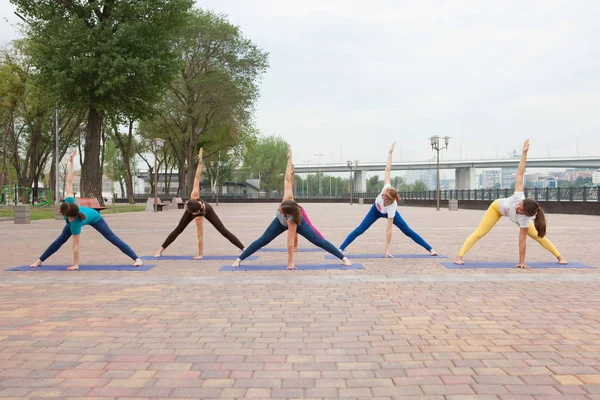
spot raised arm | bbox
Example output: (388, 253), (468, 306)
(283, 145), (294, 201)
(65, 150), (77, 198)
(514, 139), (529, 192)
(190, 147), (203, 199)
(384, 142), (396, 185)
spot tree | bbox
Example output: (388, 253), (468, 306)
(413, 180), (428, 192)
(147, 10), (268, 195)
(243, 135), (288, 196)
(12, 0), (194, 204)
(367, 175), (381, 192)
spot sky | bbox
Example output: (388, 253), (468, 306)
(2, 0), (599, 170)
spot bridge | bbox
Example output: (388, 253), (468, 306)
(293, 156), (600, 190)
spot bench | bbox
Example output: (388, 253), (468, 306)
(78, 198), (108, 211)
(148, 197), (169, 212)
(172, 197), (185, 209)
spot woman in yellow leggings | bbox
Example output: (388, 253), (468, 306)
(454, 139), (567, 269)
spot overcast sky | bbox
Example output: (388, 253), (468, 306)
(3, 0), (599, 168)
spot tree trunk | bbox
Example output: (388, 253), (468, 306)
(113, 119), (136, 204)
(119, 178), (125, 199)
(166, 163), (174, 195)
(186, 131), (194, 197)
(81, 105), (103, 204)
(177, 158), (186, 197)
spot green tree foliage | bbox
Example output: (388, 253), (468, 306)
(243, 135), (288, 196)
(412, 180), (428, 192)
(142, 9), (268, 195)
(12, 0), (194, 203)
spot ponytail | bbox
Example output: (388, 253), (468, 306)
(534, 207), (546, 238)
(523, 199), (546, 238)
(61, 202), (86, 221)
(387, 187), (400, 202)
(280, 200), (303, 225)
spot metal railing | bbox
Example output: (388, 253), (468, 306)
(400, 186), (600, 202)
(113, 186), (600, 203)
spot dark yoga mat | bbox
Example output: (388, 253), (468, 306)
(258, 248), (325, 253)
(8, 264), (158, 271)
(141, 255), (258, 261)
(325, 253), (448, 259)
(442, 261), (594, 269)
(220, 263), (365, 271)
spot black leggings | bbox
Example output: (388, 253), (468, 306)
(161, 202), (244, 250)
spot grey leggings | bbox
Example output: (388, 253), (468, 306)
(239, 217), (345, 261)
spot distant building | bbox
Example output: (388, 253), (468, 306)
(478, 169), (501, 189)
(593, 169), (600, 184)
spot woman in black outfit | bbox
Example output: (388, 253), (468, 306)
(154, 148), (244, 259)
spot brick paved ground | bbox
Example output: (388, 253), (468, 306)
(0, 202), (599, 399)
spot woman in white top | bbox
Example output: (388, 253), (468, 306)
(455, 139), (567, 268)
(339, 142), (438, 258)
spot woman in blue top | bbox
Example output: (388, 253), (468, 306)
(29, 150), (143, 271)
(231, 145), (352, 270)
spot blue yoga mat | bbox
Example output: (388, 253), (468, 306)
(8, 264), (157, 271)
(442, 261), (594, 269)
(220, 263), (365, 271)
(325, 253), (448, 259)
(258, 248), (325, 253)
(141, 255), (258, 261)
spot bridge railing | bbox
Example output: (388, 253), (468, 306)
(400, 186), (600, 202)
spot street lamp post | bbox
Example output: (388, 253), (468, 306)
(146, 139), (165, 212)
(314, 153), (324, 197)
(347, 160), (353, 205)
(429, 135), (450, 211)
(347, 160), (358, 205)
(303, 160), (310, 197)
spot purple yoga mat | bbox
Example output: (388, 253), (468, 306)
(8, 264), (157, 271)
(220, 263), (364, 271)
(141, 255), (258, 261)
(442, 261), (594, 269)
(325, 253), (447, 259)
(258, 248), (325, 253)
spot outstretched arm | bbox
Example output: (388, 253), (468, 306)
(384, 142), (396, 185)
(66, 150), (77, 198)
(190, 148), (203, 199)
(514, 139), (529, 192)
(283, 145), (294, 201)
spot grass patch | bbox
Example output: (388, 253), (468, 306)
(0, 204), (145, 220)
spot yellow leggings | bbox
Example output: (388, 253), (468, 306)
(458, 199), (561, 257)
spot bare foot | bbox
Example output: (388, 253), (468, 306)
(231, 258), (241, 268)
(430, 249), (438, 256)
(133, 258), (143, 267)
(515, 263), (531, 269)
(66, 265), (79, 271)
(193, 255), (203, 260)
(454, 256), (464, 265)
(29, 259), (42, 268)
(287, 262), (296, 270)
(153, 248), (164, 258)
(557, 255), (568, 265)
(342, 257), (352, 267)
(294, 247), (299, 252)
(384, 253), (394, 258)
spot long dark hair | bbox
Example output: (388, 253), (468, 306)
(60, 202), (86, 221)
(522, 198), (545, 238)
(186, 199), (204, 215)
(280, 200), (302, 225)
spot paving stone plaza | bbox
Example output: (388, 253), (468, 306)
(1, 203), (599, 399)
